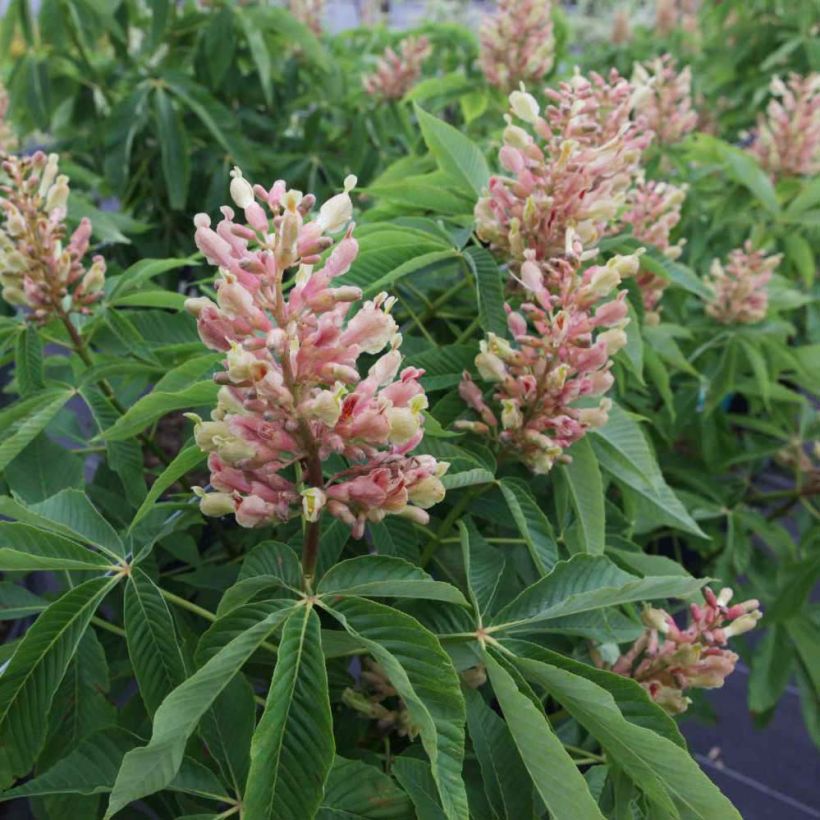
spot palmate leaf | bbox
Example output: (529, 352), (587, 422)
(484, 652), (604, 819)
(317, 555), (468, 605)
(590, 403), (705, 538)
(458, 518), (508, 619)
(0, 387), (74, 473)
(464, 245), (507, 337)
(0, 522), (115, 572)
(488, 554), (705, 635)
(124, 568), (187, 716)
(559, 437), (605, 555)
(506, 640), (740, 819)
(464, 687), (534, 819)
(320, 597), (469, 820)
(105, 603), (296, 818)
(318, 756), (413, 819)
(498, 478), (559, 574)
(0, 727), (232, 804)
(0, 576), (118, 789)
(391, 756), (447, 820)
(244, 606), (334, 819)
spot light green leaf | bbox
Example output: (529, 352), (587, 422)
(0, 522), (115, 572)
(318, 556), (468, 605)
(244, 607), (334, 819)
(441, 467), (495, 490)
(130, 444), (205, 530)
(361, 250), (462, 298)
(507, 640), (741, 818)
(489, 554), (705, 634)
(484, 652), (603, 819)
(457, 518), (506, 619)
(318, 756), (412, 819)
(108, 257), (197, 298)
(0, 577), (117, 789)
(154, 86), (190, 210)
(102, 381), (218, 441)
(105, 604), (295, 817)
(464, 687), (535, 819)
(321, 597), (468, 820)
(30, 489), (125, 559)
(590, 403), (706, 537)
(559, 438), (605, 555)
(124, 569), (187, 716)
(464, 245), (507, 337)
(15, 325), (44, 395)
(238, 12), (272, 106)
(498, 477), (559, 574)
(414, 105), (490, 197)
(0, 388), (74, 474)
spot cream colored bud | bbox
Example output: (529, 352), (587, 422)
(500, 399), (523, 430)
(184, 296), (215, 317)
(194, 489), (236, 517)
(229, 167), (255, 209)
(598, 328), (628, 354)
(45, 176), (70, 212)
(39, 154), (60, 197)
(387, 406), (422, 444)
(301, 487), (327, 522)
(723, 611), (762, 638)
(509, 89), (540, 123)
(641, 606), (670, 633)
(408, 475), (446, 509)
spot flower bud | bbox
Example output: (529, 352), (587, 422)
(408, 475), (446, 508)
(229, 167), (256, 209)
(301, 487), (327, 522)
(509, 89), (540, 123)
(196, 490), (236, 517)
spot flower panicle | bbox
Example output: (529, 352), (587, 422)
(479, 0), (555, 93)
(631, 53), (698, 146)
(289, 0), (324, 34)
(456, 252), (639, 474)
(705, 240), (780, 325)
(0, 151), (105, 321)
(475, 74), (650, 268)
(0, 83), (16, 153)
(610, 586), (762, 714)
(186, 168), (447, 538)
(362, 36), (432, 101)
(747, 72), (820, 178)
(617, 177), (687, 323)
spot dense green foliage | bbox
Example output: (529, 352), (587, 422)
(0, 1), (817, 818)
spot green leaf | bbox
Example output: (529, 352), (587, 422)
(105, 604), (295, 817)
(391, 756), (447, 820)
(320, 597), (468, 819)
(464, 245), (507, 337)
(507, 640), (741, 818)
(748, 625), (794, 715)
(154, 87), (191, 211)
(441, 467), (495, 490)
(489, 554), (705, 634)
(244, 607), (334, 819)
(414, 105), (490, 197)
(498, 477), (559, 574)
(15, 325), (44, 395)
(361, 250), (462, 298)
(464, 687), (535, 819)
(786, 616), (820, 693)
(559, 438), (605, 555)
(108, 257), (197, 298)
(318, 556), (468, 605)
(30, 489), (125, 559)
(458, 518), (507, 618)
(0, 388), (73, 474)
(0, 577), (117, 788)
(237, 12), (272, 105)
(0, 582), (46, 620)
(129, 444), (205, 530)
(124, 569), (187, 716)
(484, 652), (603, 819)
(5, 434), (83, 503)
(590, 403), (706, 537)
(101, 381), (218, 441)
(318, 756), (412, 819)
(0, 522), (115, 572)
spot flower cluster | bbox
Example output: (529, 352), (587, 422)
(0, 83), (16, 153)
(747, 73), (820, 178)
(654, 0), (699, 37)
(186, 170), (448, 538)
(289, 0), (324, 35)
(704, 241), (780, 325)
(610, 587), (761, 714)
(362, 36), (432, 101)
(632, 54), (698, 146)
(479, 0), (555, 92)
(0, 152), (105, 321)
(618, 178), (687, 322)
(457, 253), (637, 474)
(610, 8), (631, 45)
(475, 80), (650, 268)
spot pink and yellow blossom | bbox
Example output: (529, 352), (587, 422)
(186, 169), (448, 538)
(362, 36), (432, 101)
(632, 54), (698, 146)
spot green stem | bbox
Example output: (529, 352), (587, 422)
(160, 588), (216, 622)
(91, 615), (127, 637)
